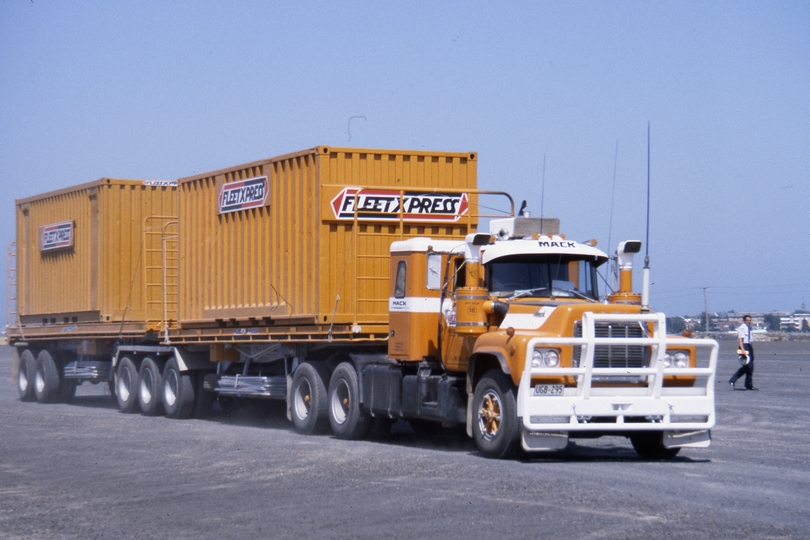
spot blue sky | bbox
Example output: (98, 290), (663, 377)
(1, 1), (808, 318)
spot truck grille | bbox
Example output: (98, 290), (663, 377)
(572, 321), (651, 369)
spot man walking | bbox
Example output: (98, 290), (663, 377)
(730, 314), (757, 390)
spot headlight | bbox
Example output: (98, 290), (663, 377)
(532, 349), (560, 368)
(663, 350), (689, 368)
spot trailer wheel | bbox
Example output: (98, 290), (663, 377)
(138, 357), (164, 416)
(18, 349), (37, 402)
(630, 432), (680, 460)
(472, 370), (520, 459)
(116, 356), (140, 413)
(290, 362), (329, 435)
(163, 357), (195, 419)
(328, 362), (370, 440)
(34, 349), (61, 403)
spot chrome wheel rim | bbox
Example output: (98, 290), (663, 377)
(330, 379), (350, 425)
(140, 369), (153, 404)
(117, 368), (131, 402)
(35, 364), (46, 394)
(478, 390), (502, 441)
(164, 370), (178, 407)
(18, 365), (29, 393)
(294, 379), (312, 420)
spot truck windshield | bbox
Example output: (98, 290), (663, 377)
(486, 255), (601, 300)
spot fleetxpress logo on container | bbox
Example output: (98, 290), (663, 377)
(218, 176), (268, 214)
(330, 187), (469, 222)
(39, 221), (74, 252)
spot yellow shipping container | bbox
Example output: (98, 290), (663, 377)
(13, 179), (178, 332)
(177, 146), (479, 337)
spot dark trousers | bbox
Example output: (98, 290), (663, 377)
(730, 343), (754, 389)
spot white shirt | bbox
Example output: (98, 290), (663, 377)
(737, 322), (752, 344)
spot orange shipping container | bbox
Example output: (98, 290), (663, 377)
(177, 147), (479, 337)
(13, 179), (178, 334)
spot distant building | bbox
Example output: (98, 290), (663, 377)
(780, 310), (810, 332)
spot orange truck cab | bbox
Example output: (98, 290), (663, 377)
(383, 216), (717, 459)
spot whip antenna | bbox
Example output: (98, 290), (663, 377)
(641, 123), (651, 312)
(539, 153), (546, 233)
(607, 140), (618, 293)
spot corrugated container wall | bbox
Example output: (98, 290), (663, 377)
(15, 179), (178, 327)
(177, 147), (478, 332)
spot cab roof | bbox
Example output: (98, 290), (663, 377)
(481, 236), (608, 265)
(390, 235), (608, 265)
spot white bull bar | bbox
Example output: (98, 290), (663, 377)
(517, 312), (717, 450)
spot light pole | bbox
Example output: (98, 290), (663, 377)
(701, 286), (709, 333)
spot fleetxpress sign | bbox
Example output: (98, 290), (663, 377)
(218, 176), (268, 214)
(330, 187), (469, 222)
(39, 221), (74, 252)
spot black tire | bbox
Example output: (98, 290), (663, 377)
(34, 349), (61, 403)
(17, 349), (37, 402)
(138, 356), (164, 416)
(328, 362), (371, 439)
(471, 370), (521, 459)
(116, 356), (140, 413)
(163, 357), (195, 419)
(290, 362), (330, 435)
(192, 372), (216, 419)
(630, 432), (681, 460)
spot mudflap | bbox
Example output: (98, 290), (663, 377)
(663, 429), (711, 449)
(521, 426), (569, 452)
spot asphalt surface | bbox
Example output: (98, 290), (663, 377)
(1, 341), (809, 539)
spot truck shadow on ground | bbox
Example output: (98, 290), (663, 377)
(67, 393), (119, 410)
(61, 393), (709, 463)
(517, 441), (711, 463)
(205, 405), (709, 462)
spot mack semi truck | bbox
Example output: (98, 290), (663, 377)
(9, 146), (717, 459)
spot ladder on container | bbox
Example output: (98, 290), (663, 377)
(7, 242), (17, 333)
(143, 217), (178, 342)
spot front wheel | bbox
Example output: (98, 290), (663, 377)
(18, 349), (37, 402)
(163, 357), (195, 419)
(328, 362), (370, 440)
(471, 370), (521, 459)
(630, 432), (681, 460)
(290, 362), (329, 435)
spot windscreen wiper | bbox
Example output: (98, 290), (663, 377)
(506, 287), (550, 300)
(552, 288), (596, 302)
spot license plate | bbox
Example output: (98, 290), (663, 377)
(534, 384), (564, 396)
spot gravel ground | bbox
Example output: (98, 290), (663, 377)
(1, 341), (808, 539)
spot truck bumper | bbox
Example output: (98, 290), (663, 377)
(517, 312), (718, 452)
